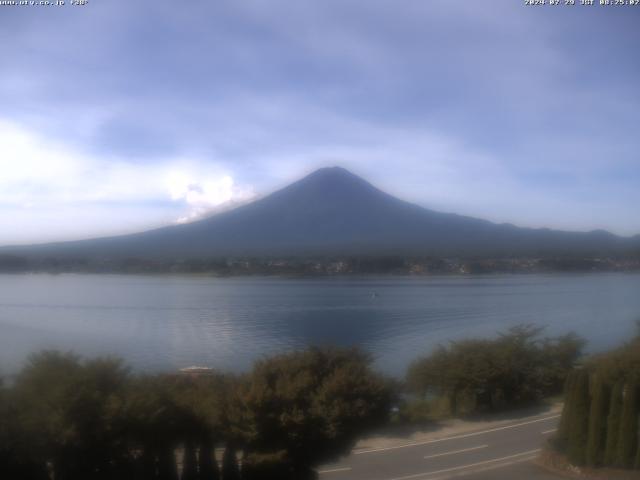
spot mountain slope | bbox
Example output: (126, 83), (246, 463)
(2, 167), (638, 258)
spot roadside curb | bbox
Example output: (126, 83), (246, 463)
(535, 448), (640, 480)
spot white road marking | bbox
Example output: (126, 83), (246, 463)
(355, 415), (560, 455)
(318, 466), (352, 474)
(541, 428), (557, 434)
(428, 453), (539, 480)
(423, 445), (488, 460)
(386, 449), (541, 480)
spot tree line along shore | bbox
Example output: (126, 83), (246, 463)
(1, 254), (640, 275)
(1, 324), (638, 479)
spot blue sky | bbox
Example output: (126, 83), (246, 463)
(1, 1), (639, 244)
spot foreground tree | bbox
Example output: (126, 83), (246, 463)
(616, 382), (639, 468)
(556, 328), (640, 471)
(604, 380), (625, 466)
(585, 373), (610, 467)
(165, 373), (228, 480)
(0, 374), (50, 480)
(10, 351), (131, 480)
(555, 371), (577, 450)
(407, 326), (584, 415)
(231, 347), (393, 479)
(566, 370), (589, 466)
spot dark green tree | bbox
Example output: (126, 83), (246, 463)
(585, 373), (610, 467)
(567, 369), (590, 466)
(604, 380), (625, 466)
(163, 374), (227, 480)
(183, 374), (230, 480)
(616, 382), (639, 468)
(539, 333), (586, 394)
(0, 376), (50, 480)
(556, 370), (577, 450)
(407, 326), (584, 416)
(123, 375), (185, 480)
(11, 351), (131, 480)
(233, 347), (392, 478)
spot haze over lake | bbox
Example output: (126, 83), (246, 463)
(1, 273), (639, 377)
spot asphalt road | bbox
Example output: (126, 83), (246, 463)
(318, 413), (562, 480)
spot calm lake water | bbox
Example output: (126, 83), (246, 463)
(1, 273), (639, 377)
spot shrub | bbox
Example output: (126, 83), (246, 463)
(241, 451), (293, 480)
(231, 347), (393, 477)
(407, 325), (584, 416)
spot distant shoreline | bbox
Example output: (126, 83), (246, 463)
(1, 255), (639, 276)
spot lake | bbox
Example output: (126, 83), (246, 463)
(1, 273), (639, 377)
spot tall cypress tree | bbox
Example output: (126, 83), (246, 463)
(604, 380), (624, 466)
(557, 370), (577, 451)
(567, 370), (590, 466)
(586, 374), (610, 467)
(616, 382), (639, 468)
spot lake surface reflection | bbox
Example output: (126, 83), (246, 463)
(1, 273), (639, 376)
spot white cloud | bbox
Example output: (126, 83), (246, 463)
(0, 119), (254, 244)
(167, 172), (255, 224)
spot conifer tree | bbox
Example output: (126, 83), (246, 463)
(567, 370), (590, 465)
(616, 382), (639, 468)
(556, 370), (577, 450)
(604, 380), (624, 466)
(586, 374), (609, 467)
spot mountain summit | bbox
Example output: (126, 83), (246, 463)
(3, 167), (637, 259)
